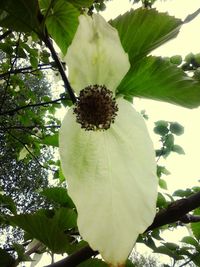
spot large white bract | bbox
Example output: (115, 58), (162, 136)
(59, 13), (157, 267)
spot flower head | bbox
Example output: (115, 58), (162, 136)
(59, 13), (157, 266)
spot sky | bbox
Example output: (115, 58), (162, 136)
(28, 1), (200, 265)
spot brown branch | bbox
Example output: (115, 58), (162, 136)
(44, 246), (97, 267)
(146, 191), (200, 231)
(45, 191), (200, 267)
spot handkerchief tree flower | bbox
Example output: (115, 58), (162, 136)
(59, 14), (158, 266)
(3, 1), (200, 266)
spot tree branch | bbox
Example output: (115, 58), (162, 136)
(0, 63), (52, 79)
(0, 125), (60, 131)
(0, 97), (64, 116)
(44, 246), (97, 267)
(0, 30), (12, 41)
(146, 191), (200, 231)
(44, 191), (200, 267)
(43, 33), (77, 104)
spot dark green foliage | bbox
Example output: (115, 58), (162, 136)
(154, 120), (185, 159)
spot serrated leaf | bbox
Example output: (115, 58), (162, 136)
(110, 8), (182, 63)
(117, 56), (200, 108)
(39, 0), (79, 54)
(0, 0), (40, 33)
(172, 144), (185, 155)
(10, 208), (77, 253)
(41, 187), (75, 208)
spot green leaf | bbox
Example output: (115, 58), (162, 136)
(13, 243), (32, 262)
(164, 242), (179, 250)
(170, 55), (182, 65)
(67, 0), (93, 8)
(156, 192), (167, 209)
(41, 187), (75, 208)
(0, 248), (15, 267)
(191, 208), (200, 241)
(110, 8), (182, 63)
(155, 120), (169, 128)
(0, 194), (17, 215)
(117, 56), (200, 108)
(165, 134), (174, 149)
(41, 133), (58, 147)
(159, 178), (168, 190)
(181, 236), (199, 248)
(78, 258), (108, 267)
(0, 43), (13, 55)
(157, 166), (171, 178)
(125, 259), (136, 267)
(39, 0), (79, 54)
(172, 144), (185, 155)
(155, 245), (183, 260)
(10, 208), (77, 253)
(173, 189), (192, 198)
(0, 0), (40, 33)
(170, 122), (184, 135)
(192, 253), (200, 266)
(154, 125), (169, 136)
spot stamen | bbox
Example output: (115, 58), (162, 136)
(74, 85), (118, 131)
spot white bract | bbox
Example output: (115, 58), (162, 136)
(59, 14), (157, 267)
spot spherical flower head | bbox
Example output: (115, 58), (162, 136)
(59, 13), (158, 267)
(74, 85), (118, 131)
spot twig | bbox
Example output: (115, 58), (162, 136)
(0, 97), (64, 116)
(0, 63), (52, 79)
(0, 29), (12, 41)
(0, 33), (21, 112)
(43, 32), (77, 103)
(0, 125), (60, 131)
(179, 258), (193, 267)
(7, 131), (56, 172)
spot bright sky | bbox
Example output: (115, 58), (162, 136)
(29, 1), (200, 265)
